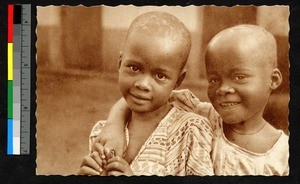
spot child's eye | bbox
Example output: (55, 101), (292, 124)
(155, 73), (166, 80)
(234, 75), (247, 81)
(129, 65), (139, 72)
(208, 77), (219, 84)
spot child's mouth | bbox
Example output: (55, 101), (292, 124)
(130, 93), (151, 104)
(219, 102), (240, 108)
(131, 93), (151, 100)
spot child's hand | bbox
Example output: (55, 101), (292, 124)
(93, 142), (107, 164)
(169, 89), (200, 112)
(93, 97), (130, 157)
(78, 151), (103, 176)
(105, 156), (133, 176)
(92, 123), (127, 158)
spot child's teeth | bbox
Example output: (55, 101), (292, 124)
(221, 102), (238, 107)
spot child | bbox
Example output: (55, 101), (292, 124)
(78, 11), (214, 176)
(203, 24), (289, 175)
(95, 24), (289, 176)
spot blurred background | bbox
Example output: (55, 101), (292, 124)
(36, 5), (289, 175)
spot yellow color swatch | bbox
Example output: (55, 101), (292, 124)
(8, 43), (13, 80)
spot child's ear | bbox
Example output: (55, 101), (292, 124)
(174, 69), (186, 89)
(118, 51), (123, 69)
(270, 68), (282, 90)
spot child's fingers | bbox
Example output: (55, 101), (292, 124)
(81, 155), (102, 172)
(106, 156), (129, 172)
(188, 91), (201, 106)
(104, 147), (115, 160)
(172, 90), (195, 110)
(78, 165), (100, 176)
(179, 101), (194, 111)
(107, 156), (127, 165)
(182, 90), (197, 109)
(105, 156), (133, 176)
(107, 171), (126, 176)
(90, 151), (103, 168)
(91, 136), (102, 150)
(99, 138), (107, 148)
(103, 141), (125, 157)
(93, 142), (106, 160)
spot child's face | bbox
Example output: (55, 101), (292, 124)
(206, 42), (273, 125)
(118, 33), (185, 113)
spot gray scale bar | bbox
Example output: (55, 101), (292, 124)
(14, 22), (22, 154)
(21, 26), (31, 68)
(20, 4), (31, 155)
(21, 5), (31, 25)
(20, 110), (30, 154)
(21, 68), (30, 111)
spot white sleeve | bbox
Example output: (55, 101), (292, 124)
(88, 120), (106, 153)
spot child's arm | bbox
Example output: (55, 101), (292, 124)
(170, 89), (220, 127)
(92, 98), (130, 157)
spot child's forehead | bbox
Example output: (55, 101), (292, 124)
(126, 32), (185, 52)
(207, 44), (271, 69)
(123, 35), (186, 72)
(206, 25), (277, 68)
(209, 25), (276, 52)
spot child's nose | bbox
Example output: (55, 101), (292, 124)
(134, 75), (152, 91)
(215, 82), (235, 95)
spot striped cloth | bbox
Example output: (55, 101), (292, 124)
(89, 106), (214, 176)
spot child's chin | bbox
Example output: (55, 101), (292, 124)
(128, 105), (150, 113)
(221, 115), (240, 125)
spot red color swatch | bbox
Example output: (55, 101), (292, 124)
(8, 5), (14, 43)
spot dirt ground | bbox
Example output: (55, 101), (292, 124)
(36, 71), (122, 175)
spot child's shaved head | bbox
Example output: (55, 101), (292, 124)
(118, 12), (191, 115)
(206, 24), (278, 69)
(205, 24), (283, 128)
(124, 11), (191, 70)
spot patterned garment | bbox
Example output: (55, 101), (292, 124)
(89, 106), (214, 176)
(211, 116), (289, 176)
(182, 94), (289, 176)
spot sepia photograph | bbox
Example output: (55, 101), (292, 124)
(36, 5), (289, 176)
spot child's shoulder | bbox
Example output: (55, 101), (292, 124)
(274, 129), (289, 149)
(171, 106), (213, 131)
(263, 123), (289, 153)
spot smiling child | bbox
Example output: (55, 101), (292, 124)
(205, 24), (289, 175)
(78, 11), (214, 176)
(93, 24), (289, 176)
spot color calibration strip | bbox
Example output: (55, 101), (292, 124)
(7, 4), (31, 155)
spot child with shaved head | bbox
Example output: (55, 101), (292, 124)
(165, 24), (288, 175)
(94, 24), (289, 176)
(203, 24), (289, 175)
(78, 11), (214, 176)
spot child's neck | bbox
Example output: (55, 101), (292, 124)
(130, 102), (172, 125)
(225, 116), (267, 135)
(223, 116), (281, 153)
